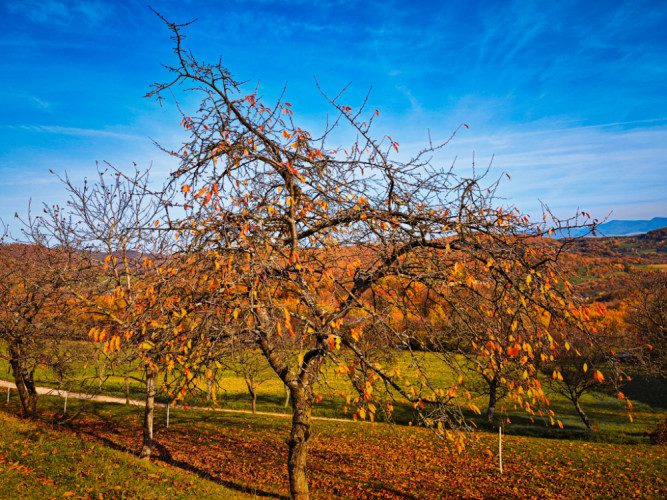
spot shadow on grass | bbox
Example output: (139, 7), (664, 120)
(76, 424), (288, 500)
(153, 441), (288, 500)
(622, 373), (667, 409)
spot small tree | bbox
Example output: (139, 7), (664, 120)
(541, 331), (617, 430)
(0, 240), (75, 418)
(229, 346), (272, 413)
(626, 271), (667, 376)
(43, 168), (222, 459)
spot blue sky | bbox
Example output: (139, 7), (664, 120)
(1, 0), (666, 230)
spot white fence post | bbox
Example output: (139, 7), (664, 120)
(499, 426), (503, 474)
(166, 403), (170, 429)
(64, 392), (68, 414)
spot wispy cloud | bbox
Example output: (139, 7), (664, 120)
(6, 0), (110, 28)
(7, 125), (146, 141)
(0, 90), (55, 111)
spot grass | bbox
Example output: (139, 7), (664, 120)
(1, 394), (665, 499)
(634, 263), (667, 270)
(2, 343), (665, 444)
(0, 409), (253, 500)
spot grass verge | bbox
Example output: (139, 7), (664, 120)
(0, 410), (253, 500)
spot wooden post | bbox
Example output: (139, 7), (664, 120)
(499, 426), (503, 474)
(166, 403), (170, 429)
(64, 391), (68, 414)
(6, 386), (9, 403)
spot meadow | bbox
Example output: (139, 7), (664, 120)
(1, 343), (666, 499)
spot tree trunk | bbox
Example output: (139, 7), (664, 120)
(206, 377), (212, 402)
(573, 396), (593, 431)
(8, 343), (38, 418)
(139, 367), (156, 460)
(245, 378), (257, 414)
(125, 369), (130, 404)
(284, 384), (290, 408)
(486, 374), (499, 422)
(348, 370), (368, 410)
(287, 387), (313, 500)
(97, 353), (105, 390)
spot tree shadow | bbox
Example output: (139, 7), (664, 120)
(153, 441), (288, 500)
(77, 426), (287, 500)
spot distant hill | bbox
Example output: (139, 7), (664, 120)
(567, 217), (667, 237)
(637, 227), (667, 241)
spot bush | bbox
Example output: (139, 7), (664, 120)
(649, 417), (667, 445)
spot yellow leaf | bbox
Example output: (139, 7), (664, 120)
(583, 362), (588, 373)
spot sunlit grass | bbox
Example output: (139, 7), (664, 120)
(0, 410), (251, 499)
(2, 341), (665, 444)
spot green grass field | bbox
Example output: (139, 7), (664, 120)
(2, 340), (666, 498)
(0, 410), (252, 499)
(2, 342), (665, 443)
(1, 394), (665, 499)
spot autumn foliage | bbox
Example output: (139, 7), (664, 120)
(1, 14), (664, 500)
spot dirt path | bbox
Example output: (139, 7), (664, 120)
(0, 378), (354, 423)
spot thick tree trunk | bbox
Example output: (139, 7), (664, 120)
(287, 387), (313, 500)
(486, 374), (499, 422)
(573, 397), (593, 431)
(8, 343), (38, 418)
(256, 326), (328, 500)
(139, 367), (156, 460)
(284, 384), (290, 408)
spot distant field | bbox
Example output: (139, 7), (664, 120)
(634, 263), (667, 270)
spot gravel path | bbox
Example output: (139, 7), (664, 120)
(0, 378), (354, 423)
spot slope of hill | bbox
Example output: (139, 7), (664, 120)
(567, 217), (667, 237)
